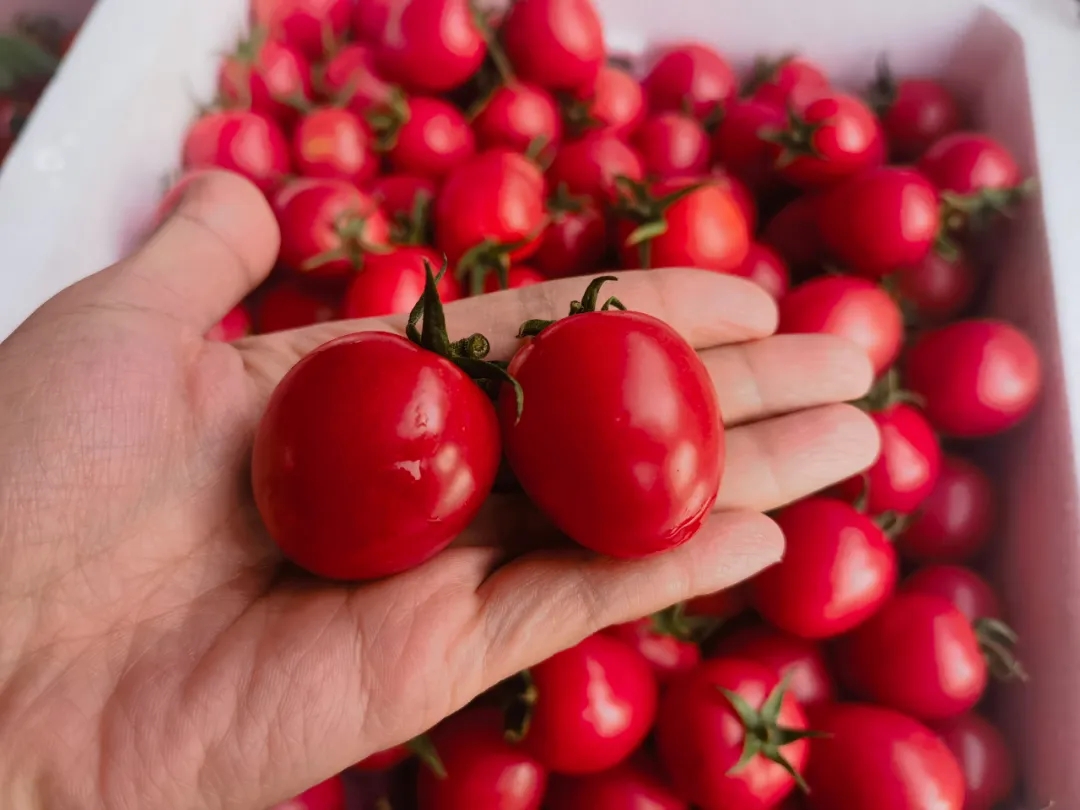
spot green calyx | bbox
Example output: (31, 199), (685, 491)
(0, 32), (60, 93)
(503, 668), (539, 744)
(854, 367), (924, 414)
(469, 1), (516, 85)
(975, 616), (1029, 683)
(301, 210), (391, 273)
(517, 275), (626, 338)
(939, 178), (1038, 234)
(865, 55), (899, 117)
(407, 733), (448, 779)
(741, 53), (794, 98)
(760, 105), (824, 169)
(615, 176), (710, 268)
(651, 602), (725, 644)
(407, 259), (524, 418)
(390, 189), (433, 246)
(457, 228), (545, 296)
(365, 88), (412, 151)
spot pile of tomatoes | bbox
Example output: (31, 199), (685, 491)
(167, 0), (1047, 809)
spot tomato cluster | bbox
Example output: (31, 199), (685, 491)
(169, 1), (1045, 809)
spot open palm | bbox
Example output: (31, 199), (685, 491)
(0, 173), (878, 810)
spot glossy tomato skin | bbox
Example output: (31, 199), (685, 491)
(271, 774), (348, 810)
(344, 246), (463, 318)
(576, 65), (646, 138)
(373, 0), (486, 93)
(730, 243), (790, 300)
(319, 43), (399, 117)
(218, 38), (312, 124)
(751, 498), (898, 639)
(897, 249), (978, 324)
(761, 195), (825, 277)
(632, 112), (710, 180)
(933, 713), (1016, 810)
(251, 332), (501, 580)
(473, 82), (563, 157)
(605, 618), (702, 684)
(643, 43), (738, 119)
(548, 131), (645, 205)
(206, 303), (253, 342)
(417, 709), (547, 810)
(522, 634), (658, 774)
(656, 658), (811, 810)
(749, 57), (830, 110)
(388, 97), (476, 181)
(293, 108), (379, 187)
(777, 276), (904, 376)
(482, 265), (547, 293)
(532, 201), (607, 279)
(500, 309), (723, 558)
(918, 132), (1020, 195)
(904, 319), (1042, 437)
(251, 0), (352, 60)
(835, 593), (988, 721)
(833, 403), (943, 515)
(777, 93), (883, 189)
(502, 0), (605, 93)
(182, 111), (291, 194)
(902, 565), (1002, 622)
(817, 167), (940, 278)
(897, 455), (995, 564)
(278, 184), (391, 278)
(257, 280), (341, 333)
(805, 704), (965, 810)
(544, 756), (687, 810)
(712, 99), (788, 193)
(880, 78), (962, 162)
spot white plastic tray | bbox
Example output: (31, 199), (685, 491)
(2, 0), (1080, 804)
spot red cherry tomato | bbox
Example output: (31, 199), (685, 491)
(473, 82), (563, 158)
(572, 65), (646, 138)
(904, 319), (1042, 437)
(835, 593), (988, 720)
(918, 132), (1020, 195)
(897, 455), (995, 564)
(373, 0), (486, 93)
(896, 249), (978, 324)
(632, 112), (710, 180)
(344, 246), (463, 317)
(270, 774), (348, 810)
(774, 92), (883, 189)
(548, 131), (645, 205)
(257, 280), (341, 333)
(482, 265), (547, 294)
(532, 198), (607, 279)
(206, 303), (253, 342)
(761, 195), (825, 277)
(876, 77), (961, 162)
(293, 108), (379, 187)
(805, 704), (965, 810)
(709, 624), (835, 712)
(729, 243), (790, 300)
(218, 37), (312, 124)
(371, 174), (438, 222)
(251, 0), (352, 60)
(502, 0), (605, 93)
(777, 276), (904, 376)
(387, 97), (476, 181)
(642, 42), (737, 120)
(750, 498), (898, 639)
(278, 183), (391, 278)
(747, 56), (830, 110)
(319, 43), (400, 118)
(711, 99), (788, 193)
(545, 756), (687, 810)
(933, 713), (1016, 810)
(417, 709), (547, 810)
(498, 279), (723, 558)
(605, 617), (702, 684)
(252, 330), (501, 580)
(817, 167), (940, 278)
(520, 634), (658, 774)
(656, 658), (811, 810)
(902, 565), (1002, 622)
(182, 111), (291, 194)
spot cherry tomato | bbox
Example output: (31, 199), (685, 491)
(278, 183), (391, 278)
(873, 76), (961, 162)
(833, 403), (942, 516)
(750, 498), (898, 639)
(904, 319), (1042, 437)
(729, 243), (790, 300)
(498, 278), (723, 559)
(902, 565), (1001, 622)
(293, 108), (379, 187)
(257, 280), (341, 334)
(773, 92), (883, 189)
(817, 167), (940, 278)
(805, 704), (965, 810)
(182, 110), (291, 194)
(251, 0), (352, 60)
(548, 131), (645, 205)
(473, 82), (563, 158)
(373, 0), (486, 93)
(569, 65), (646, 138)
(711, 99), (788, 193)
(642, 42), (737, 120)
(502, 0), (606, 93)
(271, 774), (348, 810)
(777, 276), (904, 376)
(709, 624), (835, 712)
(835, 593), (987, 720)
(319, 43), (400, 118)
(761, 195), (825, 276)
(897, 455), (995, 564)
(386, 97), (476, 181)
(206, 303), (253, 342)
(918, 132), (1020, 196)
(218, 36), (312, 123)
(344, 246), (463, 317)
(656, 658), (812, 810)
(482, 265), (547, 294)
(632, 112), (710, 180)
(746, 55), (830, 110)
(933, 713), (1016, 810)
(896, 249), (978, 324)
(605, 617), (702, 684)
(532, 196), (607, 279)
(544, 756), (687, 810)
(417, 709), (547, 810)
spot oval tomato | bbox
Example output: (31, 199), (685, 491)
(293, 107), (379, 186)
(499, 278), (723, 558)
(473, 82), (563, 158)
(387, 96), (476, 181)
(319, 43), (400, 118)
(251, 0), (352, 60)
(746, 56), (830, 110)
(730, 243), (790, 300)
(206, 303), (253, 342)
(548, 131), (645, 205)
(218, 36), (312, 124)
(896, 249), (977, 324)
(569, 65), (646, 138)
(902, 564), (1001, 622)
(873, 76), (961, 162)
(502, 0), (605, 93)
(897, 455), (995, 564)
(278, 183), (391, 278)
(605, 617), (702, 684)
(373, 0), (486, 93)
(544, 757), (687, 810)
(182, 110), (291, 194)
(904, 319), (1042, 437)
(257, 280), (341, 333)
(773, 92), (883, 189)
(711, 99), (788, 193)
(642, 42), (737, 120)
(344, 247), (463, 317)
(750, 498), (898, 639)
(933, 713), (1016, 810)
(632, 112), (710, 180)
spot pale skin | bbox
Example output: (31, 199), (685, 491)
(0, 172), (880, 810)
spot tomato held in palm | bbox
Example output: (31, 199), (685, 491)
(835, 593), (988, 720)
(373, 0), (486, 93)
(252, 0), (352, 59)
(482, 265), (547, 294)
(896, 248), (978, 324)
(519, 633), (657, 774)
(278, 183), (391, 278)
(750, 498), (898, 639)
(502, 0), (605, 93)
(777, 276), (903, 376)
(182, 111), (291, 194)
(567, 65), (646, 139)
(206, 303), (253, 342)
(544, 757), (687, 810)
(656, 658), (813, 810)
(605, 617), (702, 684)
(897, 455), (995, 564)
(632, 112), (710, 180)
(761, 194), (825, 277)
(711, 99), (788, 193)
(548, 131), (645, 205)
(730, 243), (790, 300)
(499, 277), (723, 558)
(904, 319), (1042, 437)
(417, 709), (547, 810)
(902, 565), (1002, 623)
(532, 192), (607, 279)
(319, 43), (401, 118)
(344, 247), (462, 318)
(218, 35), (312, 124)
(256, 280), (340, 333)
(817, 167), (940, 278)
(386, 97), (476, 181)
(805, 704), (965, 810)
(251, 281), (502, 580)
(869, 72), (962, 162)
(473, 82), (563, 158)
(933, 713), (1016, 810)
(271, 774), (348, 810)
(642, 43), (738, 120)
(745, 55), (830, 110)
(293, 108), (379, 186)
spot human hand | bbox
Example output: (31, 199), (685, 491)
(0, 172), (879, 810)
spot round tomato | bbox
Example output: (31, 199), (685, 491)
(502, 0), (605, 93)
(897, 455), (995, 564)
(933, 713), (1016, 810)
(870, 73), (961, 162)
(904, 319), (1042, 437)
(344, 246), (462, 317)
(256, 280), (340, 333)
(206, 303), (253, 342)
(567, 65), (646, 138)
(777, 276), (904, 376)
(217, 35), (312, 123)
(918, 132), (1021, 196)
(251, 0), (352, 60)
(482, 265), (547, 294)
(473, 82), (563, 158)
(319, 43), (400, 118)
(532, 194), (607, 279)
(271, 774), (347, 810)
(498, 277), (723, 558)
(642, 43), (737, 120)
(656, 658), (812, 810)
(605, 617), (702, 684)
(760, 195), (825, 276)
(745, 55), (830, 109)
(544, 757), (687, 810)
(773, 92), (883, 189)
(182, 110), (291, 194)
(805, 704), (965, 810)
(278, 183), (391, 278)
(293, 107), (379, 186)
(373, 0), (486, 93)
(548, 131), (645, 205)
(896, 248), (978, 324)
(632, 112), (710, 180)
(750, 498), (898, 639)
(711, 99), (788, 193)
(386, 96), (476, 181)
(730, 243), (790, 300)
(835, 593), (987, 720)
(902, 565), (1001, 622)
